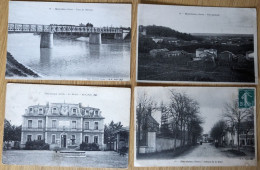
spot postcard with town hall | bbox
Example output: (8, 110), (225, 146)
(137, 4), (258, 84)
(6, 1), (131, 81)
(2, 83), (131, 168)
(134, 87), (257, 166)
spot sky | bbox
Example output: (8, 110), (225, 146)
(138, 4), (256, 34)
(135, 87), (255, 134)
(5, 84), (131, 127)
(9, 1), (131, 27)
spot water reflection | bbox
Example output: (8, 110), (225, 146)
(7, 33), (131, 80)
(89, 45), (100, 59)
(40, 48), (52, 66)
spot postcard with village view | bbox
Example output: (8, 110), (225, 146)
(6, 1), (131, 81)
(137, 4), (258, 84)
(135, 87), (257, 166)
(3, 84), (131, 168)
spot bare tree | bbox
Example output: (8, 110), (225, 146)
(223, 99), (252, 151)
(136, 90), (154, 155)
(166, 90), (203, 149)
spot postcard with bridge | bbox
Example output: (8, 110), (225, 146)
(6, 1), (131, 81)
(134, 86), (257, 166)
(3, 83), (131, 168)
(137, 4), (258, 84)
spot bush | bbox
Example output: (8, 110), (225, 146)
(80, 142), (100, 151)
(25, 140), (49, 150)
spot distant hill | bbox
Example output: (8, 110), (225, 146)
(142, 25), (199, 41)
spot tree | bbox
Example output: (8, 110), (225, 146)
(165, 90), (203, 149)
(210, 120), (227, 146)
(4, 119), (21, 149)
(223, 99), (253, 151)
(86, 23), (93, 27)
(136, 91), (155, 154)
(104, 121), (123, 150)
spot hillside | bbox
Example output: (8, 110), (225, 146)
(5, 52), (39, 77)
(142, 25), (199, 41)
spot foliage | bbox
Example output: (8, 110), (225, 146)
(138, 36), (158, 53)
(80, 142), (100, 151)
(144, 25), (196, 41)
(104, 121), (123, 144)
(25, 140), (50, 150)
(4, 119), (22, 143)
(86, 23), (93, 27)
(210, 120), (227, 145)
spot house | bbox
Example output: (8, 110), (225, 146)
(113, 127), (129, 152)
(202, 134), (209, 143)
(152, 38), (163, 43)
(224, 114), (254, 147)
(166, 50), (187, 57)
(21, 102), (105, 150)
(246, 51), (254, 61)
(149, 48), (169, 58)
(218, 51), (237, 66)
(196, 48), (217, 58)
(137, 108), (159, 153)
(139, 25), (147, 36)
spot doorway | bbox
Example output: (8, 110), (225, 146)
(61, 135), (67, 148)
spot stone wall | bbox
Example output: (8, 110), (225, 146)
(156, 137), (181, 152)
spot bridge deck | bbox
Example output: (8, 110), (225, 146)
(8, 23), (123, 34)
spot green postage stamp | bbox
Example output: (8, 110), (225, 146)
(238, 89), (255, 108)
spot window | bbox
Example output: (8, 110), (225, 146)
(85, 136), (89, 143)
(71, 135), (76, 145)
(52, 107), (58, 114)
(84, 122), (89, 130)
(28, 120), (32, 129)
(72, 108), (77, 114)
(94, 122), (98, 130)
(94, 136), (98, 144)
(29, 108), (33, 113)
(72, 121), (76, 129)
(51, 135), (56, 144)
(95, 110), (98, 115)
(52, 120), (56, 128)
(27, 135), (32, 142)
(85, 110), (89, 115)
(39, 108), (43, 114)
(38, 120), (42, 129)
(37, 135), (42, 140)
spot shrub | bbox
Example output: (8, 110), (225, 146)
(25, 140), (49, 150)
(80, 142), (100, 151)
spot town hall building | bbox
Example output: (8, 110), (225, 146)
(20, 102), (104, 150)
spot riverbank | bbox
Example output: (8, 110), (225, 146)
(5, 52), (39, 78)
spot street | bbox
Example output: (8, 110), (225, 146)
(177, 143), (226, 159)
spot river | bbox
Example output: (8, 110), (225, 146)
(7, 33), (130, 80)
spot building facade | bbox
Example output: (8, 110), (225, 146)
(21, 102), (104, 150)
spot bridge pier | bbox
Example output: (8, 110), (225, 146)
(114, 33), (123, 40)
(89, 33), (102, 44)
(114, 31), (130, 40)
(40, 33), (54, 48)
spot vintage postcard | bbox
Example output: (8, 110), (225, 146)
(6, 1), (131, 81)
(3, 83), (130, 168)
(135, 86), (257, 166)
(137, 4), (258, 84)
